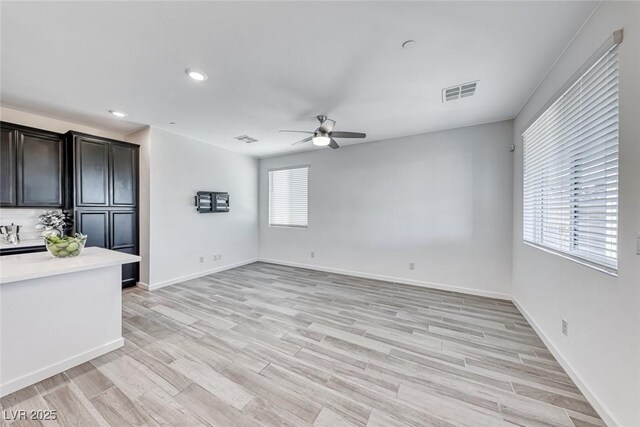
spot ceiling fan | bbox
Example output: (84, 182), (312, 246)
(279, 115), (366, 149)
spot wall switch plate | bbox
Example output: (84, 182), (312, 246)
(561, 319), (568, 336)
(310, 251), (315, 258)
(636, 234), (640, 255)
(409, 262), (415, 270)
(199, 256), (205, 264)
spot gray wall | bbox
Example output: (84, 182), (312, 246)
(148, 128), (259, 288)
(260, 120), (514, 299)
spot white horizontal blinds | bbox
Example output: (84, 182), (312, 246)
(523, 45), (619, 271)
(269, 167), (309, 227)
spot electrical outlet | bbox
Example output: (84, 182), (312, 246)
(212, 254), (221, 261)
(561, 319), (568, 336)
(310, 251), (315, 258)
(199, 256), (205, 264)
(409, 262), (415, 270)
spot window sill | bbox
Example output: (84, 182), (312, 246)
(268, 224), (308, 229)
(522, 241), (618, 278)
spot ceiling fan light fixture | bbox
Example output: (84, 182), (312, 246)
(109, 110), (128, 118)
(312, 135), (330, 146)
(185, 68), (208, 81)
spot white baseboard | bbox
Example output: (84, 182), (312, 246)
(512, 298), (617, 427)
(138, 258), (258, 291)
(258, 258), (511, 300)
(0, 338), (123, 398)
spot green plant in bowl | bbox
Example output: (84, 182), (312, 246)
(45, 233), (87, 258)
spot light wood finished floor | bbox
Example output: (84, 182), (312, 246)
(1, 262), (604, 427)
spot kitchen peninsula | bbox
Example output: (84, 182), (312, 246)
(0, 247), (140, 397)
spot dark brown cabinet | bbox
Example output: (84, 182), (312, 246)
(111, 144), (137, 206)
(75, 136), (109, 207)
(0, 127), (16, 206)
(75, 210), (109, 248)
(68, 132), (139, 288)
(0, 123), (140, 288)
(110, 211), (137, 249)
(0, 123), (64, 208)
(18, 128), (64, 206)
(75, 208), (138, 287)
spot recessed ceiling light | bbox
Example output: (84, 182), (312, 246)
(402, 40), (416, 49)
(109, 110), (128, 118)
(185, 68), (208, 81)
(169, 122), (176, 125)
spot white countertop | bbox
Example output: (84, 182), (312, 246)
(0, 247), (141, 284)
(0, 239), (45, 250)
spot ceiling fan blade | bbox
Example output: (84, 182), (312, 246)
(279, 130), (314, 134)
(319, 119), (336, 133)
(330, 131), (366, 139)
(291, 136), (313, 146)
(328, 138), (340, 149)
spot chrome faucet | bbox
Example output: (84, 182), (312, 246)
(0, 223), (21, 244)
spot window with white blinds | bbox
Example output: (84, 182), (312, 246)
(269, 166), (309, 228)
(523, 45), (619, 273)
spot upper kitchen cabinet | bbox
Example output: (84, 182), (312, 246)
(17, 128), (65, 206)
(111, 143), (138, 206)
(72, 134), (110, 207)
(68, 132), (138, 208)
(0, 122), (64, 208)
(0, 127), (16, 206)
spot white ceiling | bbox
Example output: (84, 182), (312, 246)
(1, 1), (598, 157)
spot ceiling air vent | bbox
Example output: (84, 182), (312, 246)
(442, 81), (478, 102)
(234, 135), (258, 144)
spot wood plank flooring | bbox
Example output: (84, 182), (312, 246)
(1, 262), (604, 427)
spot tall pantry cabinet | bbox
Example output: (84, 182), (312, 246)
(66, 132), (140, 287)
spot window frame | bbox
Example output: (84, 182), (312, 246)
(268, 165), (309, 229)
(521, 35), (621, 276)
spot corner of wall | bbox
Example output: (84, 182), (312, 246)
(124, 127), (151, 285)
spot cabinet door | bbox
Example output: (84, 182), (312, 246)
(75, 210), (109, 248)
(111, 144), (137, 206)
(110, 211), (137, 249)
(0, 128), (16, 206)
(17, 129), (64, 207)
(75, 137), (109, 207)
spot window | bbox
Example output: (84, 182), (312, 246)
(523, 45), (619, 273)
(269, 166), (309, 227)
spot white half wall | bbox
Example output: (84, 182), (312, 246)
(512, 3), (640, 426)
(146, 128), (259, 288)
(259, 121), (514, 299)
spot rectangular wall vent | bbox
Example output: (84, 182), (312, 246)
(234, 135), (258, 144)
(442, 81), (478, 102)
